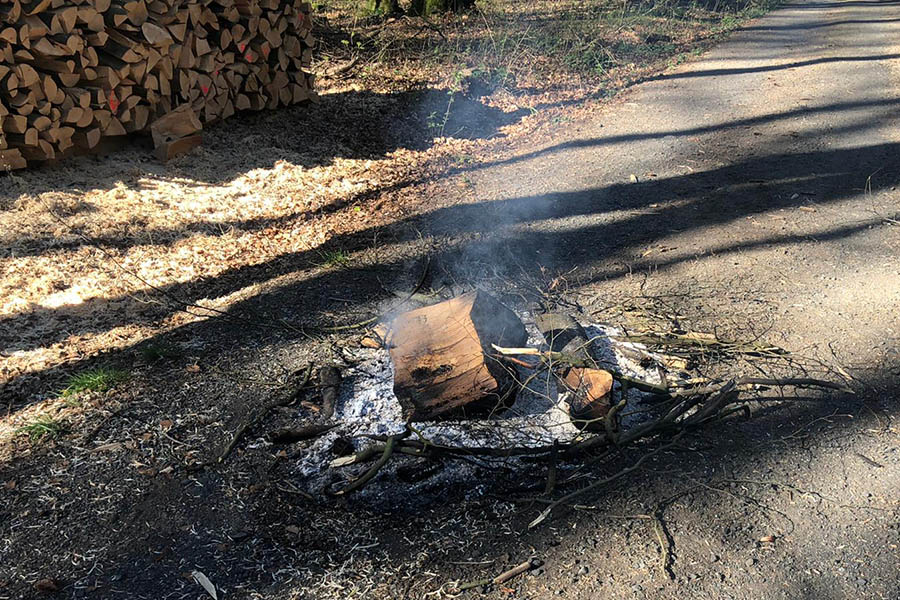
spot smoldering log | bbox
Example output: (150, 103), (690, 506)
(386, 290), (528, 421)
(534, 313), (592, 357)
(318, 366), (342, 420)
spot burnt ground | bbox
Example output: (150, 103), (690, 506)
(2, 0), (900, 598)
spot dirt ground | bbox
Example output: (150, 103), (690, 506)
(2, 0), (899, 598)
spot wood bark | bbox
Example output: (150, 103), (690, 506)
(387, 291), (528, 422)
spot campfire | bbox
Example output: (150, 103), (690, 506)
(283, 291), (845, 515)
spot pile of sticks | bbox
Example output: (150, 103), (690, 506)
(0, 0), (315, 169)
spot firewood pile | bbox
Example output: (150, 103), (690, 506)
(0, 0), (315, 169)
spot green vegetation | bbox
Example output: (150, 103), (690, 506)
(318, 248), (353, 268)
(139, 342), (182, 363)
(60, 367), (129, 397)
(17, 415), (67, 443)
(319, 0), (779, 91)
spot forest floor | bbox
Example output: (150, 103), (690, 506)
(2, 0), (899, 598)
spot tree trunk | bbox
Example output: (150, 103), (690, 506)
(387, 291), (528, 422)
(409, 0), (475, 16)
(367, 0), (400, 15)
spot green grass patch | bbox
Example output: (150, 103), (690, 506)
(60, 367), (129, 397)
(314, 0), (780, 91)
(318, 248), (353, 268)
(17, 415), (67, 443)
(139, 342), (182, 363)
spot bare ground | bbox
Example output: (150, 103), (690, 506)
(2, 0), (899, 598)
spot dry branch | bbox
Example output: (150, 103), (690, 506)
(218, 362), (313, 463)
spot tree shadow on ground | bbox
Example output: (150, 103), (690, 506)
(641, 53), (900, 81)
(1, 119), (899, 598)
(0, 86), (528, 200)
(5, 92), (897, 261)
(741, 16), (900, 30)
(2, 129), (898, 367)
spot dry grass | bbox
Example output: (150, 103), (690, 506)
(315, 0), (776, 93)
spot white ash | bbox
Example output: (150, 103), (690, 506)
(291, 318), (685, 492)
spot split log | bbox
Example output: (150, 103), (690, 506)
(153, 132), (201, 160)
(561, 367), (613, 423)
(387, 291), (528, 422)
(535, 313), (612, 426)
(149, 102), (201, 160)
(0, 0), (316, 168)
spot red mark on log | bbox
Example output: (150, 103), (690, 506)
(201, 85), (209, 95)
(108, 90), (119, 112)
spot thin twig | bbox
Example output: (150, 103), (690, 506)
(322, 256), (431, 332)
(529, 434), (684, 528)
(335, 435), (397, 495)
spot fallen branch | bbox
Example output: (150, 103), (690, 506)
(452, 557), (542, 592)
(334, 435), (397, 496)
(324, 55), (360, 77)
(218, 363), (313, 463)
(528, 433), (686, 528)
(269, 424), (337, 444)
(610, 331), (787, 356)
(492, 344), (671, 395)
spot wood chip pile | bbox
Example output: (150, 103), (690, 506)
(0, 0), (315, 169)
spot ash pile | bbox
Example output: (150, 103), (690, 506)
(273, 290), (844, 502)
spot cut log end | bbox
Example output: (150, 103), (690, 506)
(562, 367), (613, 424)
(388, 291), (528, 422)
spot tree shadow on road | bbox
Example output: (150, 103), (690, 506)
(3, 130), (898, 371)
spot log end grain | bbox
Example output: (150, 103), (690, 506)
(388, 290), (527, 422)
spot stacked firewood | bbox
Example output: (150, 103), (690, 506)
(0, 0), (315, 169)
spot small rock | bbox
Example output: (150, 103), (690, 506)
(577, 565), (590, 576)
(34, 579), (59, 593)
